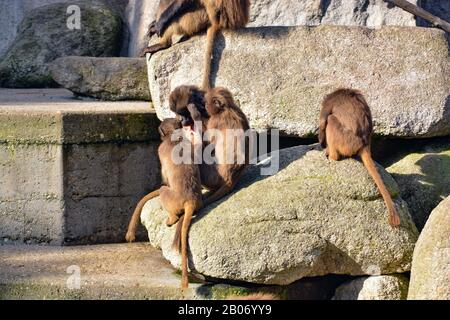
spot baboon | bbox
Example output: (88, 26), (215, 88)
(126, 118), (202, 289)
(319, 88), (401, 227)
(140, 0), (251, 90)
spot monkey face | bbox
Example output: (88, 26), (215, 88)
(169, 85), (208, 127)
(158, 118), (182, 139)
(205, 87), (234, 115)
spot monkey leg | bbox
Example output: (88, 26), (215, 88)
(139, 41), (171, 57)
(202, 180), (238, 207)
(160, 186), (183, 227)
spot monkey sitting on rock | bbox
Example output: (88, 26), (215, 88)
(319, 88), (401, 227)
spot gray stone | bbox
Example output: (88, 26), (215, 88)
(142, 145), (419, 285)
(0, 243), (199, 299)
(50, 57), (150, 101)
(147, 26), (450, 138)
(387, 142), (450, 230)
(332, 275), (409, 300)
(249, 0), (416, 28)
(408, 196), (450, 300)
(0, 1), (122, 88)
(0, 89), (160, 245)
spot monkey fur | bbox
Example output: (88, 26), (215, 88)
(126, 118), (202, 289)
(319, 88), (401, 227)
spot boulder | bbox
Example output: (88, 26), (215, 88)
(408, 196), (450, 300)
(249, 0), (416, 28)
(0, 1), (122, 88)
(332, 275), (409, 300)
(147, 26), (450, 138)
(50, 57), (151, 101)
(387, 142), (450, 230)
(141, 145), (419, 285)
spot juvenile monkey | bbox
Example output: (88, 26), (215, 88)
(126, 118), (202, 289)
(319, 89), (401, 227)
(140, 0), (251, 90)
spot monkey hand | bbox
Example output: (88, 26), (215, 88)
(187, 103), (202, 122)
(146, 20), (157, 38)
(154, 19), (166, 37)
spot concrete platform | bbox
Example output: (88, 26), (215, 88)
(0, 243), (199, 299)
(0, 89), (161, 245)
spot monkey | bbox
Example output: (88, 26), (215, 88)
(318, 88), (401, 227)
(191, 87), (250, 207)
(126, 118), (203, 289)
(140, 0), (251, 90)
(125, 86), (207, 244)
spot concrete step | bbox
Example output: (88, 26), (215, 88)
(0, 243), (348, 300)
(0, 89), (161, 245)
(0, 243), (199, 299)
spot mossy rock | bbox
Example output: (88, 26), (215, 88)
(0, 1), (122, 88)
(387, 142), (450, 230)
(142, 145), (418, 285)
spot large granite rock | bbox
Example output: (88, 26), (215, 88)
(249, 0), (416, 28)
(147, 26), (450, 139)
(142, 145), (418, 285)
(0, 1), (122, 88)
(50, 57), (151, 101)
(408, 197), (450, 300)
(387, 142), (450, 230)
(332, 275), (409, 300)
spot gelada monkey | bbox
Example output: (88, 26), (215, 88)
(125, 86), (206, 244)
(319, 89), (401, 227)
(140, 0), (251, 89)
(126, 118), (202, 289)
(189, 87), (250, 207)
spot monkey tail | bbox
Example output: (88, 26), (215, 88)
(125, 189), (161, 242)
(318, 108), (332, 148)
(172, 214), (184, 253)
(360, 147), (400, 227)
(202, 23), (219, 91)
(180, 201), (196, 289)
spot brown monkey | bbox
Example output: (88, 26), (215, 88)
(140, 0), (251, 90)
(319, 89), (401, 227)
(126, 118), (202, 289)
(197, 87), (250, 207)
(125, 86), (206, 244)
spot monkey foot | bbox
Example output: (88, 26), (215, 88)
(166, 217), (179, 227)
(389, 213), (401, 228)
(125, 230), (136, 243)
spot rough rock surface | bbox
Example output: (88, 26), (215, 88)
(147, 26), (450, 138)
(50, 57), (150, 101)
(387, 142), (450, 230)
(332, 275), (409, 300)
(249, 0), (416, 28)
(408, 196), (450, 300)
(142, 145), (418, 285)
(0, 1), (122, 88)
